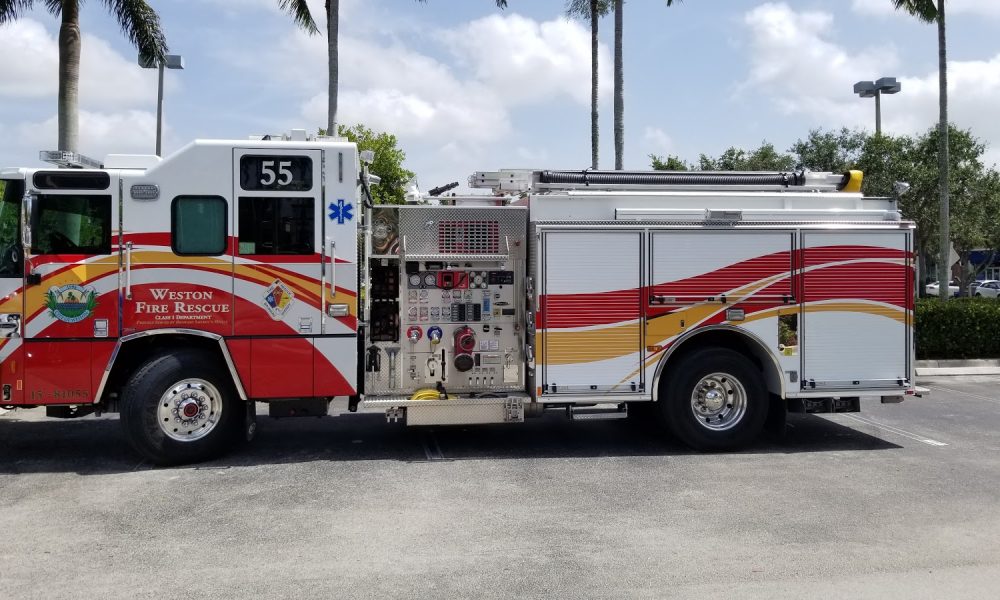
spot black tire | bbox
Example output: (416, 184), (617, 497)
(658, 348), (768, 451)
(120, 349), (244, 466)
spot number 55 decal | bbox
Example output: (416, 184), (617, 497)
(260, 160), (293, 186)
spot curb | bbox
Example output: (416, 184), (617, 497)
(915, 359), (1000, 377)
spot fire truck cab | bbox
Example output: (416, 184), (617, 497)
(0, 135), (917, 465)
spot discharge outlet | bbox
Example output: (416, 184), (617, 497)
(453, 326), (476, 372)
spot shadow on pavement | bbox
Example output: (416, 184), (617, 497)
(0, 408), (900, 476)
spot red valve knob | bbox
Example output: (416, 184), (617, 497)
(454, 326), (476, 353)
(453, 326), (476, 372)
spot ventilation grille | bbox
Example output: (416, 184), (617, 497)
(438, 220), (500, 254)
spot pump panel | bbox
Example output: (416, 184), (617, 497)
(363, 205), (527, 397)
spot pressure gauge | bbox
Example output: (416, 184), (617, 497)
(409, 274), (421, 286)
(473, 275), (485, 287)
(424, 273), (437, 287)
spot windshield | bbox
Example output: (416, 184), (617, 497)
(0, 179), (23, 277)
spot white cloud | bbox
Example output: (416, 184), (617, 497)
(643, 127), (674, 154)
(0, 18), (164, 109)
(741, 3), (898, 125)
(16, 110), (162, 160)
(851, 0), (1000, 18)
(741, 2), (1000, 157)
(229, 13), (603, 147)
(441, 14), (611, 106)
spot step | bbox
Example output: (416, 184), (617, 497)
(361, 393), (531, 426)
(568, 403), (628, 421)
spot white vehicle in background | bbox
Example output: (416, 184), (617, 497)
(925, 280), (959, 297)
(971, 280), (1000, 298)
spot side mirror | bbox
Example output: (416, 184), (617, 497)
(21, 192), (34, 253)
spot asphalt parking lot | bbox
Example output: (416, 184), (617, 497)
(1, 376), (999, 599)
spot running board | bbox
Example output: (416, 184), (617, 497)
(567, 403), (628, 421)
(360, 394), (529, 425)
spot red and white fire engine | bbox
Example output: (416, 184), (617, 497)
(0, 132), (917, 464)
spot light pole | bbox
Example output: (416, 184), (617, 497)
(139, 53), (184, 156)
(853, 77), (901, 135)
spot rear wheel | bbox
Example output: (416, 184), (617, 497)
(120, 349), (244, 465)
(659, 348), (768, 451)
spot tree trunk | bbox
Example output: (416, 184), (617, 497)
(613, 0), (623, 170)
(936, 0), (950, 300)
(327, 0), (340, 136)
(58, 0), (81, 153)
(590, 0), (599, 170)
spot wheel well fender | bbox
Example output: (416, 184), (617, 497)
(650, 325), (784, 401)
(96, 330), (248, 406)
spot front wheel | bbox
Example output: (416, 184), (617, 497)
(120, 349), (244, 465)
(659, 348), (768, 451)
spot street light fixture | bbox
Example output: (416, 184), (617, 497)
(139, 53), (184, 156)
(853, 76), (901, 135)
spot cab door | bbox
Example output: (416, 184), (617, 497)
(22, 170), (119, 405)
(0, 178), (25, 404)
(232, 149), (324, 398)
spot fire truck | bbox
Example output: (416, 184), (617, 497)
(0, 132), (917, 464)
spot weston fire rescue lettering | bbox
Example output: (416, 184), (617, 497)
(135, 289), (231, 315)
(0, 133), (918, 466)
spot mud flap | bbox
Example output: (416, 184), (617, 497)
(763, 394), (787, 439)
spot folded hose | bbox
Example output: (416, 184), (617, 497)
(410, 388), (455, 401)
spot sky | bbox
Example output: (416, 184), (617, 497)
(1, 0), (1000, 192)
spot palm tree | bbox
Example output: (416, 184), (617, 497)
(289, 1), (506, 140)
(566, 0), (610, 170)
(612, 0), (679, 170)
(894, 0), (947, 299)
(0, 0), (167, 154)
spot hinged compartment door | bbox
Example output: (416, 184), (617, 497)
(800, 231), (912, 389)
(539, 230), (643, 395)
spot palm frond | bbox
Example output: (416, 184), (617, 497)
(279, 0), (319, 35)
(0, 0), (37, 24)
(892, 0), (938, 23)
(102, 0), (168, 61)
(565, 0), (611, 19)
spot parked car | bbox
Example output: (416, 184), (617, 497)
(971, 279), (1000, 298)
(925, 280), (960, 297)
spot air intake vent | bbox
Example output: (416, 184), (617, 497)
(438, 220), (499, 254)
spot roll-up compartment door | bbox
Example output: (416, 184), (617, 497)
(539, 230), (642, 395)
(800, 231), (912, 390)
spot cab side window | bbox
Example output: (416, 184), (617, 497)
(172, 196), (228, 256)
(237, 197), (314, 255)
(33, 195), (112, 255)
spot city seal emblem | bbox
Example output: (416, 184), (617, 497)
(46, 284), (98, 323)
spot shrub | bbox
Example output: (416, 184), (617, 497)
(915, 297), (1000, 360)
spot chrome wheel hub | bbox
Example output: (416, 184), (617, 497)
(157, 379), (223, 442)
(691, 372), (747, 432)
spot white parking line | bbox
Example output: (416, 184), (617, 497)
(925, 384), (1000, 405)
(837, 413), (949, 447)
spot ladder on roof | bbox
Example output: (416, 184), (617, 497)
(468, 169), (858, 194)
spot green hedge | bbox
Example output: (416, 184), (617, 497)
(915, 297), (1000, 360)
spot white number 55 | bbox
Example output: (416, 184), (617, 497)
(260, 160), (294, 186)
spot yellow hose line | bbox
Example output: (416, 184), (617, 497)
(410, 388), (455, 400)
